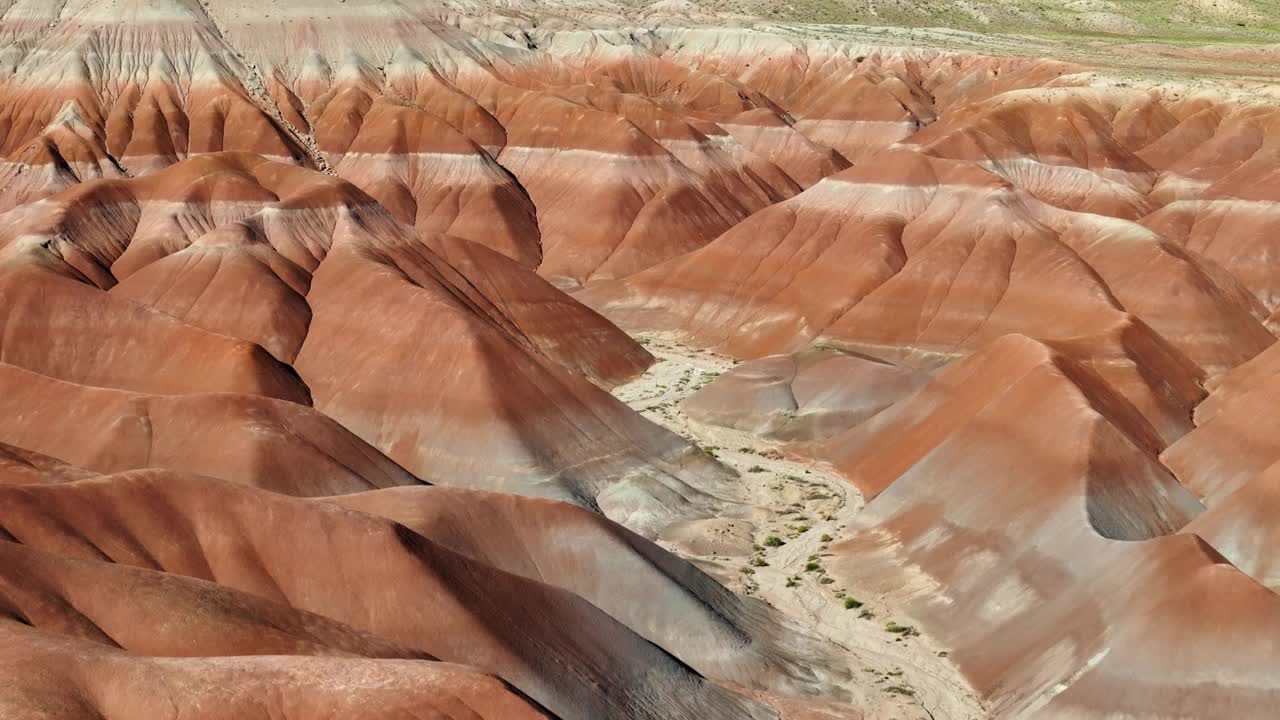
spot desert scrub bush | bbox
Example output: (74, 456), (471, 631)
(763, 535), (785, 547)
(804, 562), (821, 572)
(884, 622), (918, 636)
(785, 577), (800, 588)
(751, 556), (769, 567)
(844, 597), (863, 609)
(703, 446), (718, 458)
(884, 685), (915, 697)
(739, 566), (755, 576)
(820, 533), (832, 542)
(746, 465), (766, 473)
(819, 576), (835, 585)
(859, 609), (875, 619)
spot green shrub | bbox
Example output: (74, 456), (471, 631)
(804, 562), (821, 572)
(884, 622), (918, 636)
(884, 685), (915, 697)
(844, 597), (862, 609)
(820, 533), (833, 542)
(763, 535), (785, 547)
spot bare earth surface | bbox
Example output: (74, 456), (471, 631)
(4, 0), (1280, 716)
(614, 333), (985, 720)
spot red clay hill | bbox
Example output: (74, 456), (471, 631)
(1, 1), (1279, 718)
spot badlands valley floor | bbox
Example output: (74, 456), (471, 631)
(1, 0), (1279, 718)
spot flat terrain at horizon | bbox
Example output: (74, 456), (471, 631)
(621, 0), (1280, 43)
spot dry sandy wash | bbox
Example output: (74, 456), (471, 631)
(0, 0), (1279, 718)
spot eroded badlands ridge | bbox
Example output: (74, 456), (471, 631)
(2, 0), (1280, 718)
